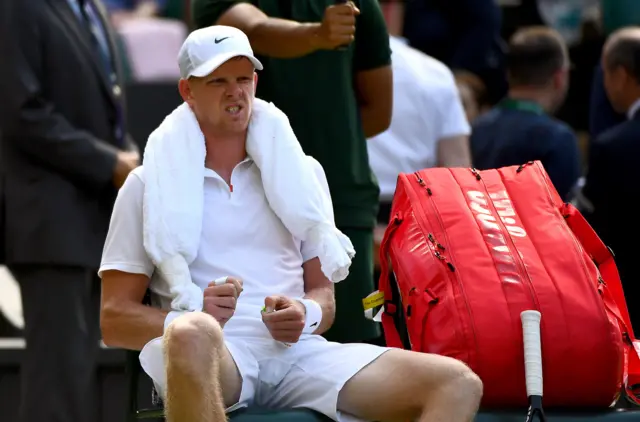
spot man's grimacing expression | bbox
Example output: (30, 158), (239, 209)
(179, 57), (258, 135)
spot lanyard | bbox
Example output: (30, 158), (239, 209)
(498, 98), (545, 115)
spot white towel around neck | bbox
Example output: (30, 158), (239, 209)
(142, 98), (355, 312)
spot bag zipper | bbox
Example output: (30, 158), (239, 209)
(533, 165), (610, 320)
(387, 218), (445, 352)
(534, 165), (623, 363)
(412, 172), (478, 364)
(383, 215), (417, 350)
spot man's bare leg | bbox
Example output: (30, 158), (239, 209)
(163, 312), (243, 422)
(337, 349), (482, 422)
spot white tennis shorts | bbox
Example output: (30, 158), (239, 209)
(140, 334), (390, 422)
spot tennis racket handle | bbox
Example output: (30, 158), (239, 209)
(521, 310), (543, 397)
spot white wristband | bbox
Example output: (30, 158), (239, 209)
(164, 311), (188, 333)
(297, 298), (323, 334)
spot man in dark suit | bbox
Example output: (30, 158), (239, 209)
(0, 0), (139, 420)
(589, 62), (626, 139)
(583, 27), (640, 332)
(470, 26), (582, 202)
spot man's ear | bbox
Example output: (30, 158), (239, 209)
(178, 78), (194, 106)
(552, 67), (568, 90)
(254, 72), (259, 94)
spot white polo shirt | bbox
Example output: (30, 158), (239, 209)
(367, 36), (471, 201)
(99, 158), (329, 339)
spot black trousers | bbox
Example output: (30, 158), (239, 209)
(8, 264), (101, 422)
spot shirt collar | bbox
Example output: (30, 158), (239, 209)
(203, 156), (253, 179)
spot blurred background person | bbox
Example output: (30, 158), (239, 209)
(190, 0), (393, 345)
(0, 0), (10, 336)
(587, 0), (640, 139)
(402, 0), (508, 106)
(105, 0), (167, 21)
(367, 17), (471, 277)
(0, 0), (139, 420)
(589, 61), (626, 139)
(583, 27), (640, 332)
(104, 0), (189, 82)
(470, 26), (582, 202)
(454, 70), (490, 124)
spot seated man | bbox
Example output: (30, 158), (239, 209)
(99, 25), (483, 422)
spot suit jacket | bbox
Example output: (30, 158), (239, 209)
(0, 0), (136, 268)
(583, 110), (640, 328)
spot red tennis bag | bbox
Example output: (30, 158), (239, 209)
(378, 161), (640, 408)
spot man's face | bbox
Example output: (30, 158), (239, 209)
(602, 60), (629, 114)
(183, 57), (257, 135)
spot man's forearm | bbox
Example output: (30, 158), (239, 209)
(360, 104), (391, 138)
(217, 4), (323, 59)
(437, 135), (472, 167)
(102, 302), (168, 351)
(245, 19), (322, 58)
(303, 286), (335, 335)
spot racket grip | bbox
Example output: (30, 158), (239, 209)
(213, 276), (228, 286)
(521, 310), (543, 397)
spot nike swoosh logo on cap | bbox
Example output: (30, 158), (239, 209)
(215, 37), (230, 44)
(310, 321), (318, 327)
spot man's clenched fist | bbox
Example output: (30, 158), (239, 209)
(261, 295), (307, 343)
(203, 277), (243, 327)
(314, 1), (360, 50)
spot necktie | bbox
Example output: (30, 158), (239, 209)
(75, 0), (125, 146)
(77, 0), (114, 81)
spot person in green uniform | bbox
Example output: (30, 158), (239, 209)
(191, 0), (393, 343)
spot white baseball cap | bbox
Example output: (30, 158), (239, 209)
(178, 25), (263, 79)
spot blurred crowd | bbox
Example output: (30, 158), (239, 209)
(1, 0), (640, 421)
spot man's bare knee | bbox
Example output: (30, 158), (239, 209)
(436, 360), (483, 407)
(164, 312), (224, 369)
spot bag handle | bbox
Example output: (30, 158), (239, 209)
(561, 203), (640, 403)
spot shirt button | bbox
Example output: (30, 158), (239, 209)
(113, 84), (121, 97)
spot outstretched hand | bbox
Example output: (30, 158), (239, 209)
(261, 295), (306, 343)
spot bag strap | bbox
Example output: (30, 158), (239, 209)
(378, 210), (404, 349)
(561, 203), (640, 404)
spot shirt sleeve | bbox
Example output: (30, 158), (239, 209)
(436, 72), (471, 139)
(98, 168), (155, 278)
(353, 0), (392, 71)
(300, 157), (333, 262)
(192, 0), (250, 29)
